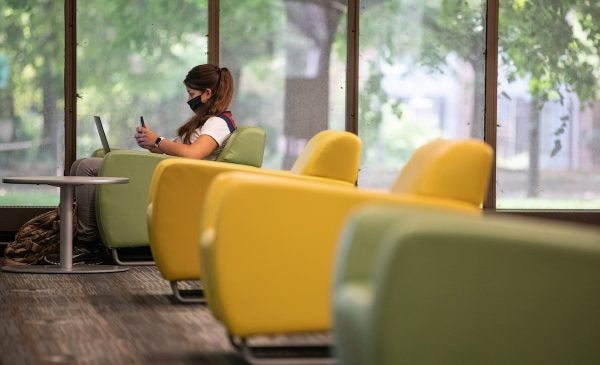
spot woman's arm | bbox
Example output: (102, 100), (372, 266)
(155, 135), (218, 159)
(146, 146), (163, 154)
(135, 120), (224, 159)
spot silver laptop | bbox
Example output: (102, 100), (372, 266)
(93, 116), (111, 154)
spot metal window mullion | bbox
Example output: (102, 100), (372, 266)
(64, 0), (77, 176)
(208, 0), (220, 65)
(484, 0), (499, 210)
(345, 0), (359, 134)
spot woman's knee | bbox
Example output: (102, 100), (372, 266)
(71, 157), (103, 177)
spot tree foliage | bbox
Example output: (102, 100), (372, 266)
(359, 0), (599, 140)
(0, 0), (63, 170)
(500, 0), (600, 105)
(0, 0), (282, 162)
(1, 0), (598, 172)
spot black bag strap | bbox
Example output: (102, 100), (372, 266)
(218, 112), (237, 133)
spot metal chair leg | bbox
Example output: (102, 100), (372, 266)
(170, 281), (205, 304)
(230, 335), (335, 365)
(111, 248), (155, 266)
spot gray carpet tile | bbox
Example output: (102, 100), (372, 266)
(0, 266), (249, 365)
(0, 266), (332, 365)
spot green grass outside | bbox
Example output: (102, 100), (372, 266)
(0, 192), (59, 206)
(1, 192), (599, 210)
(497, 198), (600, 210)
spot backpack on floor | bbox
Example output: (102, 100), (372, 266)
(2, 205), (77, 266)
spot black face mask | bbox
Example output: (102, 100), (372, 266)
(187, 95), (203, 112)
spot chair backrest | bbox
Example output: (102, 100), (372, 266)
(391, 138), (493, 206)
(216, 126), (266, 167)
(290, 130), (361, 184)
(334, 205), (600, 365)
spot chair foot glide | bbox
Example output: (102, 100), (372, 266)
(170, 281), (205, 304)
(229, 335), (335, 365)
(111, 249), (154, 266)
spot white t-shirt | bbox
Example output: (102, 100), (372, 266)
(172, 115), (232, 161)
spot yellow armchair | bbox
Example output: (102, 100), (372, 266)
(198, 138), (493, 362)
(147, 130), (361, 302)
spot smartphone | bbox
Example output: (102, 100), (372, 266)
(140, 116), (145, 128)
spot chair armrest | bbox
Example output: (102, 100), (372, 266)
(199, 171), (480, 336)
(91, 148), (105, 157)
(148, 159), (262, 280)
(96, 150), (175, 248)
(334, 205), (412, 290)
(333, 282), (374, 365)
(333, 204), (457, 365)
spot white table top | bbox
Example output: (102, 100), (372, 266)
(2, 176), (129, 187)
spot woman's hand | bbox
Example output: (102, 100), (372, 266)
(134, 124), (160, 150)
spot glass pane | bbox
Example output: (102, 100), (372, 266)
(76, 1), (208, 158)
(0, 1), (64, 206)
(497, 0), (600, 209)
(220, 0), (347, 168)
(358, 0), (487, 189)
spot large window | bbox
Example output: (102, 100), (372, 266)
(76, 1), (209, 159)
(0, 1), (64, 206)
(358, 0), (487, 189)
(1, 0), (599, 228)
(496, 0), (600, 209)
(220, 0), (347, 168)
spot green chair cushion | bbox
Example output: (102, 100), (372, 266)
(216, 126), (266, 167)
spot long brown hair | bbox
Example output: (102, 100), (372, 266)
(178, 64), (234, 144)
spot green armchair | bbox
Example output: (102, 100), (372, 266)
(334, 205), (600, 365)
(96, 150), (175, 264)
(95, 126), (266, 265)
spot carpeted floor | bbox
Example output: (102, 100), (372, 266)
(0, 265), (328, 365)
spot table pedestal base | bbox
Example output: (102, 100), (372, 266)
(2, 175), (131, 275)
(1, 264), (128, 274)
